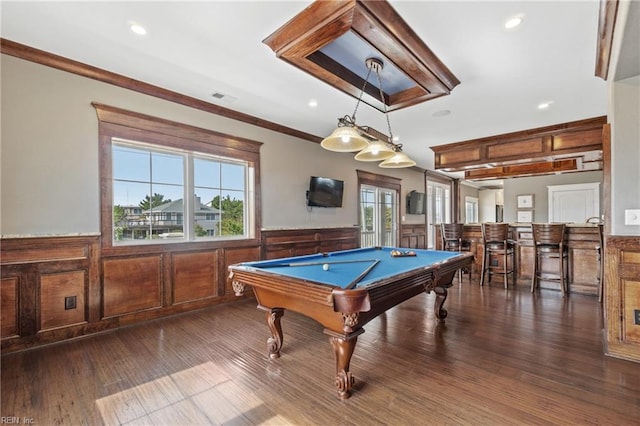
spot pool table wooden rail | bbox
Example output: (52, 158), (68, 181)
(229, 251), (473, 399)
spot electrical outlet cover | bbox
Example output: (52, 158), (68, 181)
(625, 209), (640, 225)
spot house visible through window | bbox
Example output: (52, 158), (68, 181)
(112, 139), (250, 244)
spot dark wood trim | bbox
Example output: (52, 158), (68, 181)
(263, 0), (459, 112)
(425, 169), (455, 185)
(431, 116), (607, 173)
(93, 103), (263, 253)
(464, 159), (582, 180)
(602, 123), (612, 236)
(0, 38), (321, 144)
(595, 0), (619, 80)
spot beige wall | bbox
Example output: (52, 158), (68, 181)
(0, 54), (425, 237)
(502, 171), (604, 223)
(608, 0), (640, 236)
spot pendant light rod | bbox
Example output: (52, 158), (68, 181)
(321, 57), (417, 168)
(369, 58), (394, 144)
(350, 61), (375, 124)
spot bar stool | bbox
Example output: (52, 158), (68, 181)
(531, 223), (568, 297)
(440, 223), (472, 283)
(480, 223), (514, 288)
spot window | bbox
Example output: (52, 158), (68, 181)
(465, 196), (479, 223)
(95, 103), (262, 248)
(112, 140), (250, 244)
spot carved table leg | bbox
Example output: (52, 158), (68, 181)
(265, 308), (284, 359)
(329, 335), (358, 400)
(433, 286), (448, 320)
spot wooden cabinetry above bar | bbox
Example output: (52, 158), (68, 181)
(430, 116), (606, 179)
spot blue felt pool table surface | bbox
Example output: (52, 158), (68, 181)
(239, 246), (463, 289)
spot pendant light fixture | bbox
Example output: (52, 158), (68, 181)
(379, 146), (417, 168)
(321, 58), (416, 168)
(320, 60), (373, 152)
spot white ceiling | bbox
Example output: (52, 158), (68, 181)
(1, 1), (608, 174)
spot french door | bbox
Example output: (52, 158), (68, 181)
(427, 181), (451, 248)
(360, 184), (397, 247)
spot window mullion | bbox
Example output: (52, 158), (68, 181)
(184, 153), (194, 241)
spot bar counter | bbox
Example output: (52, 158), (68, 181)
(435, 223), (602, 296)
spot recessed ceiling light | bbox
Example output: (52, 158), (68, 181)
(504, 15), (523, 30)
(537, 101), (553, 110)
(308, 99), (318, 108)
(129, 23), (147, 35)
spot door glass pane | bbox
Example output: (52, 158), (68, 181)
(360, 187), (376, 247)
(360, 185), (396, 247)
(427, 182), (452, 248)
(381, 190), (396, 246)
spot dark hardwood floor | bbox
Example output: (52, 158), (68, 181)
(2, 281), (639, 425)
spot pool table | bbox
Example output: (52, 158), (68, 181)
(228, 246), (473, 399)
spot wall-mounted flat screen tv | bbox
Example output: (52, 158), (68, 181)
(407, 190), (425, 214)
(307, 176), (344, 208)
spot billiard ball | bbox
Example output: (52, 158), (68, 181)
(322, 263), (330, 271)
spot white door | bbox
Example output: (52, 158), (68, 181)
(360, 185), (397, 247)
(548, 182), (600, 223)
(426, 182), (451, 248)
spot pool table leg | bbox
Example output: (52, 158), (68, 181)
(433, 286), (449, 320)
(329, 335), (358, 400)
(265, 308), (284, 359)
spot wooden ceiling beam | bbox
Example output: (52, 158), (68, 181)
(431, 116), (607, 173)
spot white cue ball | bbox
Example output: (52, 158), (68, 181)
(322, 263), (330, 271)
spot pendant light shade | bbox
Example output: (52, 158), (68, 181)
(321, 58), (416, 168)
(320, 125), (369, 152)
(354, 140), (395, 161)
(379, 150), (417, 168)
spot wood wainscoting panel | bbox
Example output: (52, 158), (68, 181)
(621, 251), (640, 344)
(400, 224), (427, 249)
(172, 251), (218, 304)
(261, 228), (359, 260)
(1, 277), (19, 338)
(103, 256), (162, 318)
(40, 270), (86, 331)
(224, 246), (260, 297)
(605, 236), (640, 363)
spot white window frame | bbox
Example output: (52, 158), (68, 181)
(111, 139), (253, 245)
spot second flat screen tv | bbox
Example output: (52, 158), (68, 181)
(307, 176), (344, 208)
